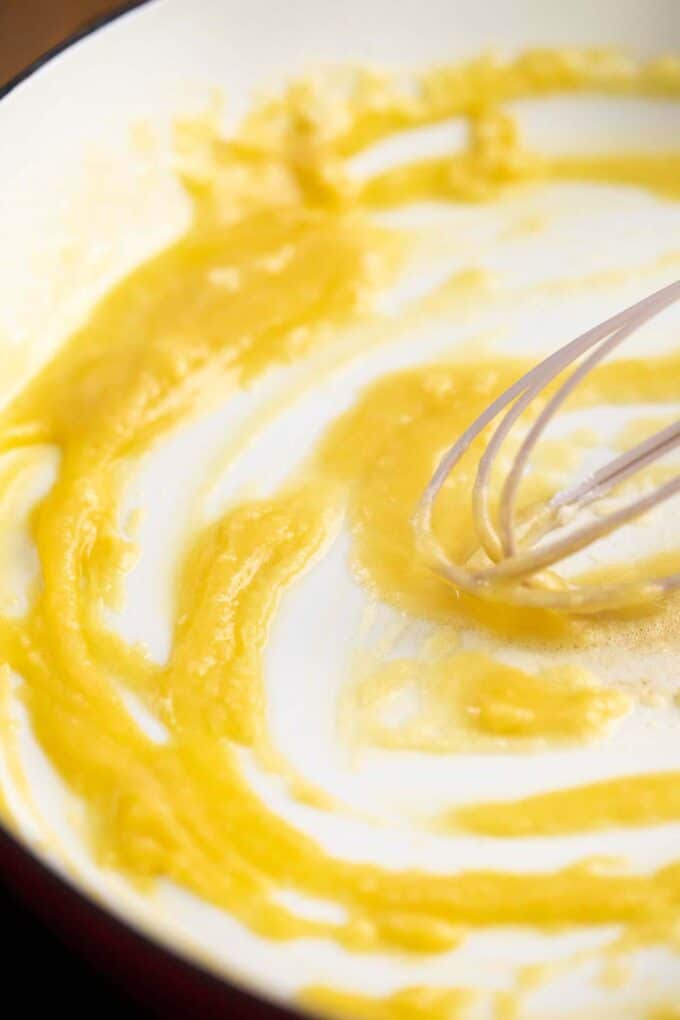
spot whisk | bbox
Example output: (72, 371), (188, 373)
(414, 280), (680, 612)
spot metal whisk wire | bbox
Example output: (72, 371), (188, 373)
(414, 279), (680, 612)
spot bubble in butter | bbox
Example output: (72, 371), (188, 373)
(0, 48), (679, 1017)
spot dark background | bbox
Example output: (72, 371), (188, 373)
(0, 0), (128, 86)
(1, 3), (153, 1014)
(0, 877), (150, 1013)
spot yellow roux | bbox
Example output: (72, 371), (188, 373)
(0, 49), (680, 1012)
(343, 652), (631, 754)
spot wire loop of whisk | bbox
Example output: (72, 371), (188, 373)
(413, 280), (680, 612)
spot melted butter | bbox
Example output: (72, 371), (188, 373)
(315, 356), (680, 643)
(344, 651), (629, 753)
(452, 771), (680, 837)
(615, 416), (679, 451)
(300, 986), (472, 1019)
(0, 668), (16, 823)
(577, 551), (680, 590)
(0, 48), (678, 1014)
(361, 119), (680, 206)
